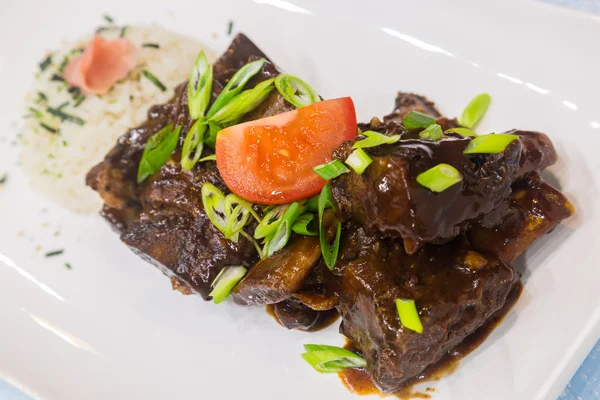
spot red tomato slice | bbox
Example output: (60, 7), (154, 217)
(216, 97), (357, 204)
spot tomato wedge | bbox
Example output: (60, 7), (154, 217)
(216, 97), (357, 204)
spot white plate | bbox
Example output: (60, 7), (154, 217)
(0, 1), (599, 399)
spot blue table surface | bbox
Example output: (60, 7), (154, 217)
(1, 0), (598, 398)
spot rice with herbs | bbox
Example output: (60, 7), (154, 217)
(20, 24), (214, 213)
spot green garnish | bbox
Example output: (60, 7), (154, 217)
(206, 58), (265, 119)
(181, 119), (208, 171)
(292, 213), (317, 236)
(306, 195), (319, 212)
(142, 69), (166, 92)
(227, 20), (234, 35)
(45, 249), (64, 257)
(463, 133), (519, 154)
(199, 154), (216, 162)
(141, 43), (160, 49)
(0, 173), (7, 184)
(28, 107), (43, 119)
(40, 123), (57, 134)
(275, 74), (320, 108)
(103, 14), (114, 23)
(36, 92), (48, 103)
(39, 55), (52, 72)
(459, 93), (491, 129)
(201, 182), (229, 235)
(353, 130), (400, 149)
(395, 298), (423, 333)
(265, 202), (300, 257)
(402, 111), (436, 130)
(57, 56), (70, 73)
(137, 124), (181, 183)
(203, 120), (223, 149)
(120, 26), (127, 37)
(445, 127), (477, 137)
(318, 183), (342, 270)
(224, 194), (253, 241)
(416, 163), (463, 192)
(209, 78), (275, 124)
(345, 148), (373, 174)
(188, 51), (213, 119)
(301, 344), (366, 373)
(62, 140), (68, 147)
(209, 266), (247, 304)
(419, 123), (443, 140)
(313, 160), (350, 180)
(47, 105), (85, 126)
(65, 263), (72, 269)
(51, 74), (65, 82)
(254, 204), (289, 239)
(73, 96), (86, 108)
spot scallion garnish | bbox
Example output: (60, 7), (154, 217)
(0, 173), (8, 185)
(28, 107), (43, 119)
(402, 111), (436, 130)
(345, 148), (373, 174)
(209, 266), (247, 304)
(181, 119), (208, 171)
(265, 202), (300, 256)
(292, 213), (317, 236)
(137, 124), (181, 183)
(120, 26), (127, 37)
(203, 120), (223, 149)
(142, 69), (166, 92)
(301, 344), (366, 373)
(460, 93), (491, 129)
(395, 298), (423, 333)
(40, 123), (58, 134)
(51, 74), (65, 82)
(318, 183), (342, 270)
(227, 20), (234, 35)
(313, 160), (350, 180)
(416, 163), (463, 192)
(462, 133), (518, 154)
(224, 194), (253, 241)
(419, 123), (443, 141)
(65, 263), (72, 269)
(57, 56), (69, 73)
(306, 195), (319, 212)
(201, 182), (229, 234)
(39, 55), (52, 72)
(141, 43), (160, 49)
(353, 130), (400, 149)
(206, 58), (266, 119)
(45, 249), (64, 257)
(47, 105), (85, 126)
(199, 154), (216, 162)
(275, 74), (320, 108)
(209, 78), (275, 124)
(103, 14), (114, 23)
(254, 204), (289, 239)
(445, 127), (477, 137)
(188, 51), (213, 119)
(36, 92), (48, 103)
(73, 96), (86, 108)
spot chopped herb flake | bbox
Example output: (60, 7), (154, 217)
(58, 56), (70, 73)
(40, 123), (58, 134)
(51, 74), (65, 82)
(120, 25), (127, 37)
(65, 263), (72, 269)
(228, 20), (234, 35)
(73, 96), (86, 108)
(62, 140), (68, 147)
(28, 107), (43, 119)
(0, 173), (7, 184)
(47, 106), (85, 125)
(95, 26), (119, 34)
(36, 92), (48, 103)
(103, 14), (115, 23)
(45, 249), (64, 257)
(142, 69), (166, 92)
(39, 55), (52, 72)
(142, 43), (160, 49)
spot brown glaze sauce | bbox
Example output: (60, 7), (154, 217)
(265, 304), (340, 332)
(340, 282), (523, 398)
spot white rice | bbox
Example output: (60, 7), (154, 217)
(20, 24), (214, 213)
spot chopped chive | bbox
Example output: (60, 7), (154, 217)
(345, 148), (373, 174)
(141, 42), (160, 49)
(209, 266), (247, 304)
(73, 96), (86, 108)
(65, 263), (72, 269)
(402, 111), (436, 130)
(396, 298), (423, 333)
(313, 160), (350, 180)
(50, 74), (65, 82)
(445, 127), (477, 137)
(28, 107), (43, 119)
(120, 25), (127, 37)
(419, 123), (443, 141)
(95, 26), (119, 34)
(103, 14), (114, 23)
(39, 55), (52, 72)
(463, 133), (519, 154)
(142, 69), (166, 92)
(40, 123), (57, 134)
(45, 249), (64, 257)
(318, 183), (342, 270)
(416, 163), (463, 192)
(301, 344), (366, 373)
(62, 140), (68, 147)
(199, 154), (216, 162)
(460, 93), (491, 129)
(57, 56), (69, 73)
(47, 106), (85, 125)
(353, 130), (400, 149)
(36, 92), (48, 103)
(0, 173), (7, 184)
(227, 20), (234, 35)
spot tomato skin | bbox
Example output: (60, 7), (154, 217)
(216, 97), (357, 204)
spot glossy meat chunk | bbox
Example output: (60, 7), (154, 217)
(332, 226), (514, 393)
(271, 298), (338, 331)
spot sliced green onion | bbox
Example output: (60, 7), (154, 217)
(292, 213), (317, 236)
(188, 51), (213, 119)
(445, 127), (477, 137)
(224, 194), (252, 241)
(46, 106), (85, 126)
(301, 344), (366, 373)
(353, 130), (400, 149)
(209, 266), (247, 304)
(240, 230), (265, 259)
(313, 160), (350, 180)
(39, 55), (52, 72)
(199, 154), (216, 162)
(137, 124), (181, 183)
(209, 78), (275, 124)
(141, 43), (160, 49)
(345, 148), (373, 174)
(395, 298), (423, 333)
(181, 119), (208, 171)
(265, 202), (300, 257)
(255, 205), (288, 239)
(40, 123), (57, 133)
(419, 123), (443, 141)
(201, 182), (228, 234)
(274, 74), (320, 108)
(416, 163), (463, 193)
(103, 14), (114, 23)
(402, 111), (436, 130)
(306, 195), (320, 213)
(463, 133), (519, 154)
(460, 93), (491, 129)
(142, 69), (166, 92)
(318, 183), (342, 270)
(203, 120), (223, 149)
(207, 58), (266, 118)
